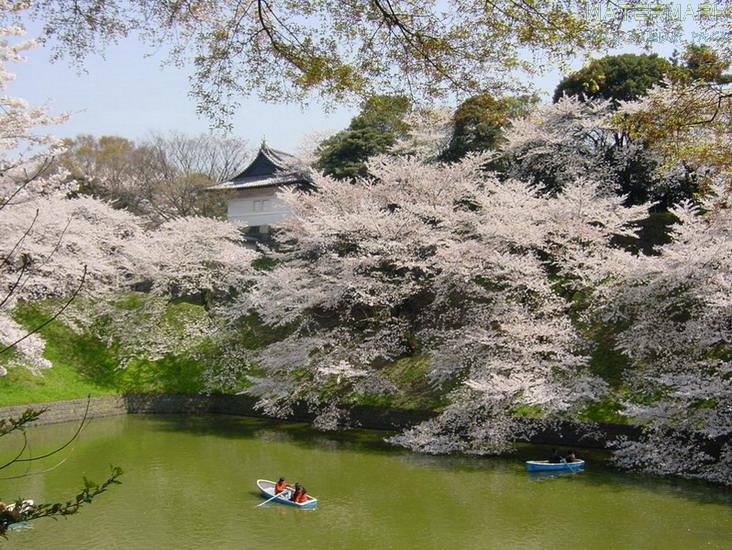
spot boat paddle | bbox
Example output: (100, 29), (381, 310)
(562, 460), (580, 474)
(256, 489), (290, 508)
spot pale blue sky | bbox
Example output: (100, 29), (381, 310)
(10, 13), (692, 153)
(12, 19), (357, 152)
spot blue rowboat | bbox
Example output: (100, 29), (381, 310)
(525, 460), (585, 472)
(256, 479), (318, 509)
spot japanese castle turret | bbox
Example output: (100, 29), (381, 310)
(213, 142), (311, 239)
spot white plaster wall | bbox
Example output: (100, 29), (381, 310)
(226, 187), (292, 227)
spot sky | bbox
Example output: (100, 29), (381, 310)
(12, 17), (355, 153)
(9, 10), (697, 154)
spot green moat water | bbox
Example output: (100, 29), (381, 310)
(0, 415), (730, 549)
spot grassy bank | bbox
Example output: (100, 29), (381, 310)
(0, 300), (206, 407)
(0, 300), (449, 411)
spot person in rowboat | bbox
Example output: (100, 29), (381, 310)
(565, 450), (577, 463)
(274, 478), (290, 494)
(0, 501), (20, 523)
(290, 483), (303, 502)
(295, 488), (309, 504)
(548, 449), (562, 463)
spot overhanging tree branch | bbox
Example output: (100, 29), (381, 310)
(0, 265), (87, 357)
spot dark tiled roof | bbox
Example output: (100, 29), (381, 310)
(214, 142), (312, 190)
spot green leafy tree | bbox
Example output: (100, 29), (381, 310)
(316, 95), (411, 179)
(25, 0), (666, 128)
(555, 47), (731, 107)
(616, 79), (732, 193)
(442, 93), (538, 161)
(553, 53), (672, 104)
(676, 44), (732, 84)
(59, 133), (248, 223)
(60, 135), (154, 213)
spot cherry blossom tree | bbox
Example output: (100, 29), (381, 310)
(565, 75), (732, 484)
(0, 7), (128, 531)
(0, 13), (91, 372)
(503, 96), (700, 207)
(219, 90), (729, 482)
(1, 196), (144, 371)
(594, 183), (731, 485)
(141, 216), (256, 298)
(394, 106), (453, 160)
(0, 8), (256, 374)
(59, 217), (256, 370)
(227, 151), (647, 451)
(62, 294), (216, 370)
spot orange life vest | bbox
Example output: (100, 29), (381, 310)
(274, 481), (287, 494)
(296, 492), (308, 503)
(290, 489), (302, 502)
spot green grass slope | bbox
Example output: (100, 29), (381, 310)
(0, 301), (207, 407)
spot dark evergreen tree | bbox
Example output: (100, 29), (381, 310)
(553, 53), (671, 104)
(316, 95), (411, 179)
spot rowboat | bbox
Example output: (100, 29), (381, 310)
(525, 460), (585, 472)
(256, 479), (318, 509)
(6, 499), (34, 513)
(5, 499), (34, 531)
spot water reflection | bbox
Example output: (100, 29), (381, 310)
(527, 470), (585, 482)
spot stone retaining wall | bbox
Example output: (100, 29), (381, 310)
(0, 393), (645, 451)
(0, 395), (127, 426)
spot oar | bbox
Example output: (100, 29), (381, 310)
(256, 488), (290, 508)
